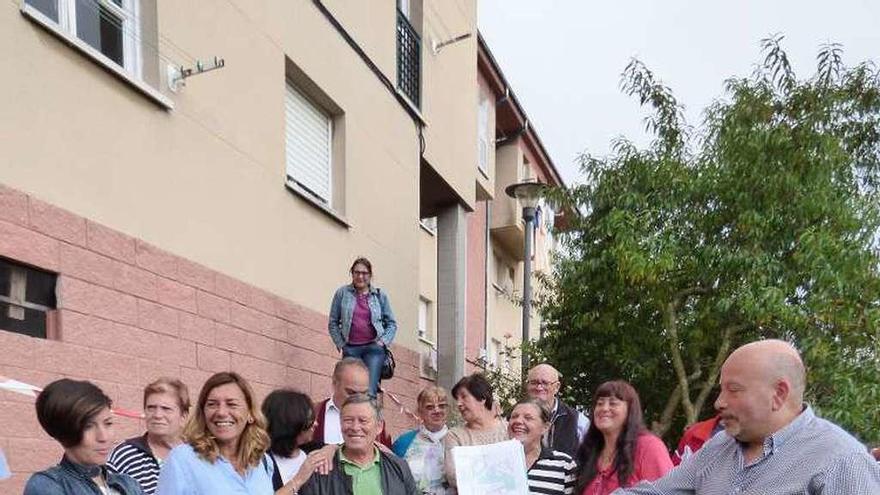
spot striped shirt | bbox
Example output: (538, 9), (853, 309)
(108, 435), (161, 495)
(616, 406), (880, 494)
(528, 449), (577, 495)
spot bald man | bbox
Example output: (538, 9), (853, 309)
(617, 339), (880, 494)
(525, 363), (589, 457)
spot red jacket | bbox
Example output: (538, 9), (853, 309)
(672, 416), (722, 466)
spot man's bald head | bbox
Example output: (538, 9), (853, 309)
(726, 339), (806, 404)
(716, 339), (807, 446)
(526, 363), (562, 406)
(528, 364), (561, 382)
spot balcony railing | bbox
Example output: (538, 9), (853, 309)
(396, 9), (421, 108)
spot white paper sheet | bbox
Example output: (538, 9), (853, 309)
(451, 439), (530, 495)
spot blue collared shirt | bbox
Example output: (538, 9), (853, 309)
(615, 406), (880, 494)
(156, 444), (274, 495)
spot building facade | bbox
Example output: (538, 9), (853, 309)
(0, 0), (561, 489)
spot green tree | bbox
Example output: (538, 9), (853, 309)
(539, 37), (880, 444)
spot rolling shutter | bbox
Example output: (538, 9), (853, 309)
(285, 83), (332, 204)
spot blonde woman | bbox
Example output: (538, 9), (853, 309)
(157, 372), (317, 495)
(393, 385), (451, 494)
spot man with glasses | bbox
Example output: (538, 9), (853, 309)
(525, 363), (589, 457)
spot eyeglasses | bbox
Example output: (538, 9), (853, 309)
(527, 380), (559, 389)
(352, 270), (371, 277)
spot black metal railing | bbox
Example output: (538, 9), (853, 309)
(396, 9), (421, 108)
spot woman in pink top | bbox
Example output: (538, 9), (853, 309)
(575, 381), (672, 495)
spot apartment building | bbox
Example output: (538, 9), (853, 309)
(0, 0), (561, 488)
(415, 35), (564, 385)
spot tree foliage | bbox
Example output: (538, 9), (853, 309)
(538, 36), (880, 445)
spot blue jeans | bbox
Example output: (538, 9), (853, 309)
(342, 342), (385, 397)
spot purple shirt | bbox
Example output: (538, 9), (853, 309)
(348, 292), (377, 344)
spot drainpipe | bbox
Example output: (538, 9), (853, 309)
(484, 201), (491, 355)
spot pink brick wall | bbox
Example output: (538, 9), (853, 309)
(465, 202), (488, 373)
(0, 183), (421, 492)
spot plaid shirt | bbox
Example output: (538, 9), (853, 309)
(616, 406), (880, 494)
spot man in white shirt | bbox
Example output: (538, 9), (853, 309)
(307, 358), (392, 449)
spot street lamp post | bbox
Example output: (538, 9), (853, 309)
(504, 179), (545, 378)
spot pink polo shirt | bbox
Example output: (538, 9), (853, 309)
(581, 432), (673, 495)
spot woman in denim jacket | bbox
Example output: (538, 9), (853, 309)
(328, 257), (398, 397)
(24, 379), (144, 495)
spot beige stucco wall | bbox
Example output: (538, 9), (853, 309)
(0, 1), (450, 350)
(420, 0), (479, 209)
(492, 139), (523, 231)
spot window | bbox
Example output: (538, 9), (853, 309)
(285, 82), (333, 206)
(417, 297), (433, 342)
(397, 0), (410, 19)
(0, 258), (57, 339)
(24, 0), (140, 73)
(492, 252), (514, 293)
(521, 158), (532, 182)
(417, 295), (436, 379)
(21, 0), (170, 107)
(477, 89), (490, 173)
(420, 216), (437, 234)
(488, 338), (501, 368)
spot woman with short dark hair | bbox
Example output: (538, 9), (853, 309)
(574, 381), (672, 495)
(24, 378), (144, 494)
(261, 389), (317, 491)
(443, 373), (508, 493)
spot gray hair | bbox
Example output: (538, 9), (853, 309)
(341, 393), (383, 422)
(333, 357), (369, 382)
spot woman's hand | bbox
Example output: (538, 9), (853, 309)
(310, 444), (339, 475)
(276, 448), (335, 495)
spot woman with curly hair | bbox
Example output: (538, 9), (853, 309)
(574, 381), (672, 495)
(157, 372), (305, 494)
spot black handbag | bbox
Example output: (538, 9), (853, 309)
(381, 345), (395, 380)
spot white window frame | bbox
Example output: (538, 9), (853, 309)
(20, 0), (170, 107)
(520, 158), (532, 182)
(397, 0), (410, 18)
(477, 89), (490, 173)
(24, 0), (141, 75)
(489, 338), (501, 369)
(285, 82), (334, 207)
(419, 216), (437, 235)
(417, 297), (434, 344)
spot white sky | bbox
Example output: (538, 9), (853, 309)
(477, 0), (880, 185)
